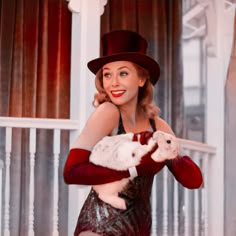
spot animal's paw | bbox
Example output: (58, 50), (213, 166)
(92, 178), (129, 209)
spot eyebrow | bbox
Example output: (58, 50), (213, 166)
(103, 66), (129, 71)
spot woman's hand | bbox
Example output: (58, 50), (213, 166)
(132, 131), (166, 176)
(132, 131), (203, 189)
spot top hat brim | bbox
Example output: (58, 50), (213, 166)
(87, 52), (160, 85)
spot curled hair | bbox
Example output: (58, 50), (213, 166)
(135, 64), (160, 118)
(93, 63), (160, 118)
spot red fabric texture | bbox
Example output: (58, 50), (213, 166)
(132, 131), (165, 176)
(63, 148), (129, 185)
(64, 132), (203, 189)
(133, 131), (203, 188)
(165, 156), (203, 189)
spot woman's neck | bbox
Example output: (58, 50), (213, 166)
(118, 105), (150, 133)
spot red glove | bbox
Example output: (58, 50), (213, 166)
(165, 156), (203, 189)
(132, 131), (166, 176)
(63, 148), (129, 185)
(132, 131), (203, 188)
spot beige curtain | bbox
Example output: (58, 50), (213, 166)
(0, 0), (71, 235)
(224, 10), (236, 236)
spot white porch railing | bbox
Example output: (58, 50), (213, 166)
(0, 117), (216, 236)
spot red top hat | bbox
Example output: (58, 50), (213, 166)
(87, 30), (160, 85)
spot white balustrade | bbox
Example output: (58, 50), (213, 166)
(0, 117), (80, 236)
(150, 138), (216, 236)
(0, 117), (216, 236)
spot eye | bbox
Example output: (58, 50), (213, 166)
(166, 140), (171, 144)
(120, 71), (128, 77)
(103, 72), (111, 78)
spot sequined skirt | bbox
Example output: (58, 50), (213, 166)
(74, 177), (153, 236)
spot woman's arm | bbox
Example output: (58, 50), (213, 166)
(71, 102), (120, 150)
(165, 157), (203, 189)
(63, 102), (131, 185)
(63, 148), (130, 185)
(63, 140), (165, 185)
(63, 113), (164, 185)
(154, 117), (203, 189)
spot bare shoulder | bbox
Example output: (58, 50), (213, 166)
(94, 102), (120, 118)
(153, 116), (174, 135)
(90, 102), (120, 127)
(71, 102), (120, 149)
(83, 102), (120, 134)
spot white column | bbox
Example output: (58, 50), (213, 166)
(205, 1), (235, 236)
(67, 0), (107, 235)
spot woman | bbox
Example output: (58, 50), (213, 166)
(63, 30), (203, 236)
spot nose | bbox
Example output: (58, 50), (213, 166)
(111, 74), (119, 87)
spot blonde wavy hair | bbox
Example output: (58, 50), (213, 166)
(92, 63), (160, 119)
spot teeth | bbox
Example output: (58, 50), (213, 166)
(112, 91), (124, 95)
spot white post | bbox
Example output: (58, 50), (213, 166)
(173, 179), (179, 236)
(205, 1), (235, 236)
(67, 0), (107, 235)
(28, 128), (36, 236)
(4, 127), (12, 236)
(162, 168), (168, 236)
(0, 159), (3, 236)
(52, 129), (61, 236)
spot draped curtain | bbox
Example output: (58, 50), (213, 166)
(101, 0), (184, 136)
(0, 0), (71, 118)
(0, 0), (184, 235)
(101, 1), (184, 234)
(224, 9), (236, 236)
(0, 0), (71, 235)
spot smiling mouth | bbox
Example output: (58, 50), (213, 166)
(111, 90), (125, 98)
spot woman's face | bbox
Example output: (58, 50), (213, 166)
(102, 61), (146, 106)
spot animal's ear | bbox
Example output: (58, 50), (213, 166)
(152, 130), (161, 140)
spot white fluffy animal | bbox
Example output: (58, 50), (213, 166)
(90, 130), (180, 209)
(90, 133), (154, 170)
